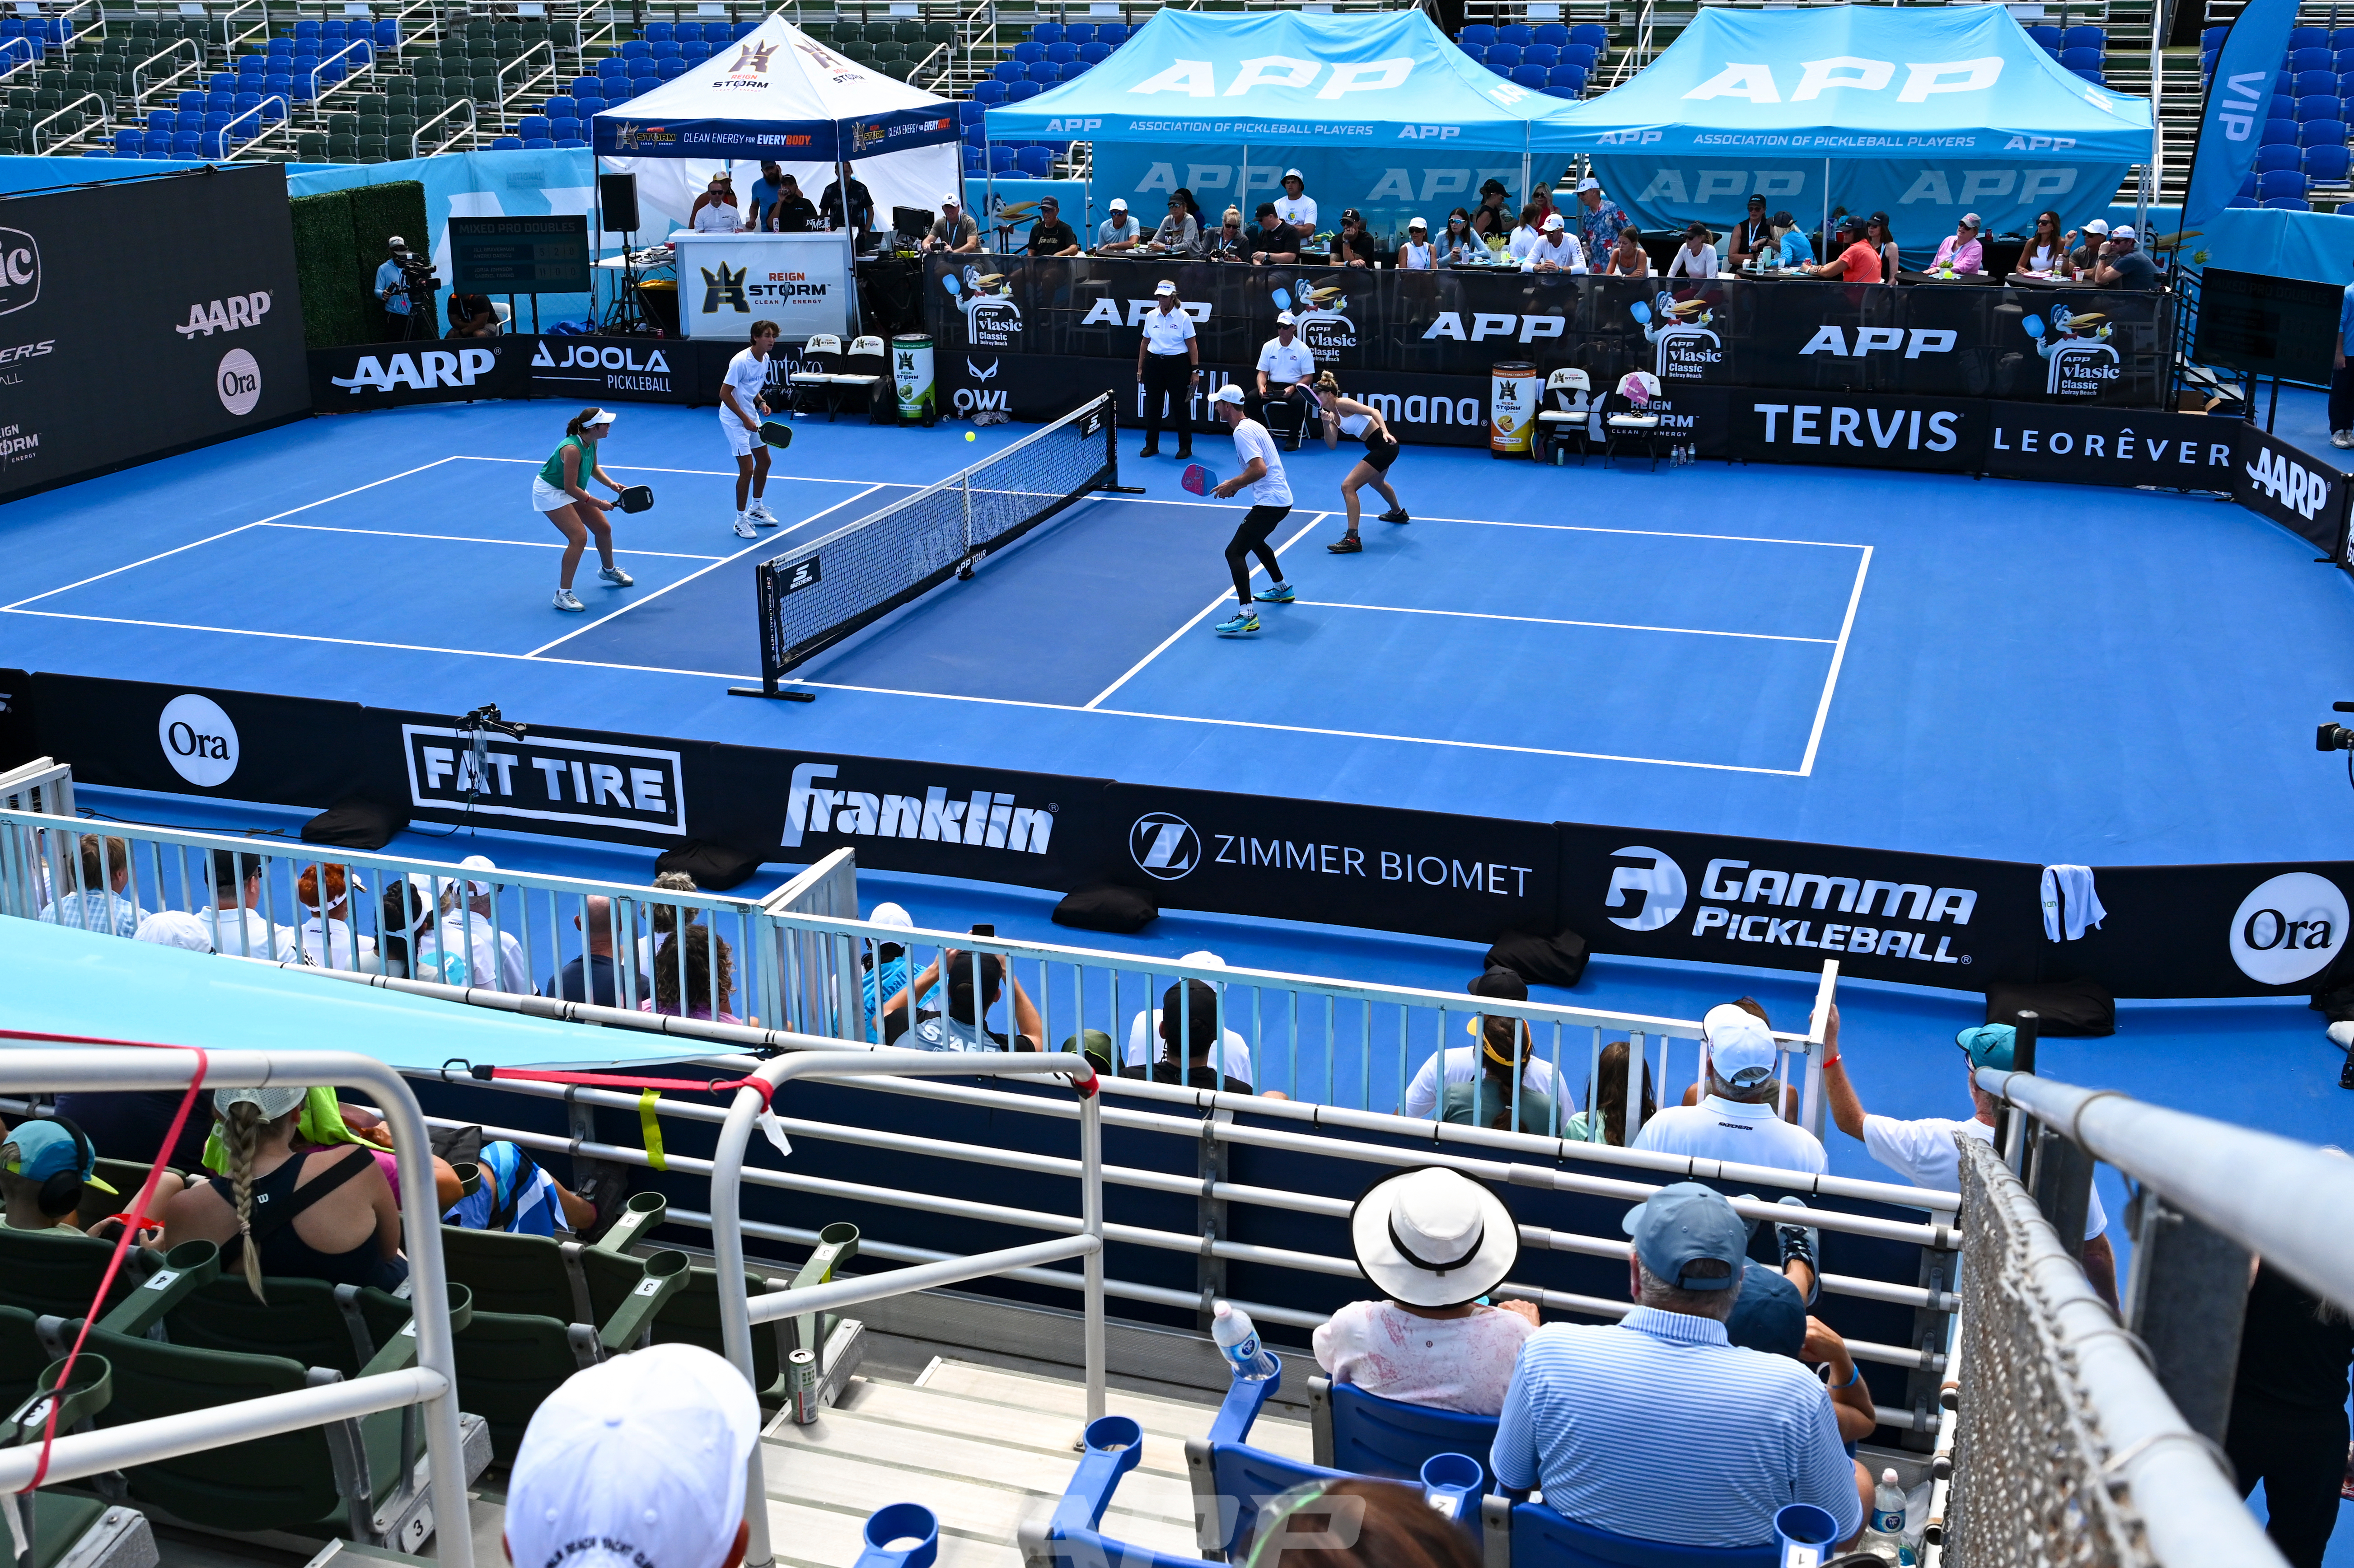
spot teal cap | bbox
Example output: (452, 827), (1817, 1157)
(1956, 1023), (2017, 1071)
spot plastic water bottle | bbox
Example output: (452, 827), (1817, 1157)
(1212, 1301), (1278, 1381)
(1859, 1470), (1911, 1564)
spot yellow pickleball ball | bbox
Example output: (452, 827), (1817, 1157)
(965, 431), (976, 441)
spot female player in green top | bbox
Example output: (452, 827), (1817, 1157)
(534, 407), (631, 613)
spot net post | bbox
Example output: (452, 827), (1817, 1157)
(729, 557), (818, 702)
(1098, 389), (1145, 494)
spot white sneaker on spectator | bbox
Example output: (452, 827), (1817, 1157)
(733, 513), (758, 538)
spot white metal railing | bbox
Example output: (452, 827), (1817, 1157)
(304, 37), (372, 110)
(411, 94), (474, 157)
(495, 39), (554, 127)
(30, 89), (103, 152)
(215, 90), (290, 157)
(217, 0), (268, 61)
(0, 1047), (474, 1568)
(704, 1047), (1105, 1568)
(129, 36), (203, 105)
(0, 800), (1841, 1132)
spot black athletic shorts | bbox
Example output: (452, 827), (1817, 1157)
(1361, 432), (1401, 473)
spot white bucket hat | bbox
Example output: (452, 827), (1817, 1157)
(1349, 1166), (1518, 1308)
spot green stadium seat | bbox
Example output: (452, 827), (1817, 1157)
(326, 135), (357, 157)
(166, 1274), (421, 1381)
(297, 131), (327, 158)
(0, 1225), (160, 1319)
(0, 1315), (155, 1568)
(355, 132), (385, 155)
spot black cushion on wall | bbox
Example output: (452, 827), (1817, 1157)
(1484, 927), (1590, 988)
(1984, 977), (2115, 1037)
(1053, 883), (1157, 934)
(300, 796), (409, 850)
(656, 839), (761, 890)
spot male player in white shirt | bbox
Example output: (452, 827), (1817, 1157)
(1823, 1016), (2119, 1307)
(721, 318), (780, 540)
(1205, 384), (1296, 637)
(1273, 169), (1318, 245)
(1633, 1002), (1827, 1300)
(1255, 312), (1318, 450)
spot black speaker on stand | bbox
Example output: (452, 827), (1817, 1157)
(598, 172), (650, 333)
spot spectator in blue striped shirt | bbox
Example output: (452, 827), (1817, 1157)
(1491, 1182), (1863, 1549)
(38, 834), (146, 937)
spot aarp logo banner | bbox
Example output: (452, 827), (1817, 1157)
(2233, 421), (2352, 561)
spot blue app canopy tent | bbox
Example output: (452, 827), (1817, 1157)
(986, 9), (1569, 235)
(1534, 6), (2154, 245)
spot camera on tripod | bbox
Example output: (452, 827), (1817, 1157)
(2317, 703), (2354, 752)
(396, 251), (442, 295)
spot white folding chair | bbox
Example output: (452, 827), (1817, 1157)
(1603, 370), (1664, 470)
(835, 334), (889, 422)
(791, 332), (844, 419)
(1536, 368), (1593, 465)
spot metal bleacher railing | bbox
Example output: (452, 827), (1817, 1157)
(0, 1045), (479, 1568)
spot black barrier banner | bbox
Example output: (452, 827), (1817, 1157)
(924, 254), (2171, 409)
(1100, 782), (1558, 946)
(307, 338), (533, 410)
(527, 335), (717, 405)
(1556, 828), (2045, 988)
(1981, 405), (2236, 491)
(2232, 421), (2353, 563)
(33, 669), (2353, 998)
(0, 167), (309, 504)
(1725, 392), (1984, 474)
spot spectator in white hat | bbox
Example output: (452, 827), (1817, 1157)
(861, 900), (916, 1043)
(504, 1343), (760, 1568)
(2092, 225), (2156, 290)
(923, 192), (979, 255)
(429, 855), (532, 995)
(1122, 952), (1253, 1082)
(2066, 217), (2111, 277)
(1274, 168), (1317, 243)
(1931, 212), (1984, 275)
(1521, 211), (1585, 274)
(1312, 1166), (1536, 1415)
(1096, 196), (1142, 253)
(1396, 216), (1437, 271)
(1572, 176), (1631, 262)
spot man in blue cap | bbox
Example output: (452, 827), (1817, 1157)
(1823, 1020), (2117, 1308)
(1491, 1181), (1863, 1549)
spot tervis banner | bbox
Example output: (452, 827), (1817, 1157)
(2180, 0), (2302, 232)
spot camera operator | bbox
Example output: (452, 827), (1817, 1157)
(446, 290), (501, 338)
(375, 236), (416, 341)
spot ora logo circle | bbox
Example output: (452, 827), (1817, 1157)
(1604, 846), (1687, 932)
(216, 347), (261, 416)
(158, 693), (239, 787)
(2228, 871), (2348, 985)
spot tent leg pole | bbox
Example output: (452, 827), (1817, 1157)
(1239, 141), (1250, 237)
(1821, 156), (1830, 262)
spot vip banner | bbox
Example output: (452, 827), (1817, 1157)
(1556, 828), (2046, 989)
(308, 338), (533, 410)
(1980, 404), (2236, 491)
(18, 669), (2354, 997)
(922, 254), (2171, 407)
(2180, 0), (2302, 232)
(0, 166), (310, 504)
(2232, 421), (2354, 562)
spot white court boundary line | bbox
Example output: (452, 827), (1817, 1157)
(1085, 514), (1328, 711)
(1289, 600), (1838, 645)
(1796, 544), (1873, 778)
(463, 455), (881, 482)
(258, 521), (726, 561)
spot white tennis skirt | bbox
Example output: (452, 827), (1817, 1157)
(531, 476), (571, 513)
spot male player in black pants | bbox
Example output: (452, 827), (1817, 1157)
(1136, 279), (1197, 459)
(1205, 384), (1294, 637)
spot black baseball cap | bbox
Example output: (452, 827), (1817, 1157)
(1255, 201), (1278, 219)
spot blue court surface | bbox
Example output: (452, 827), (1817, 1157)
(7, 397), (2354, 866)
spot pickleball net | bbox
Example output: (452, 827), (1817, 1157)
(732, 393), (1121, 699)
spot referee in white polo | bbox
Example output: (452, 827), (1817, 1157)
(1135, 279), (1197, 461)
(1255, 311), (1317, 450)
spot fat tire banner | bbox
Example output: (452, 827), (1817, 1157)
(922, 253), (2172, 407)
(0, 166), (309, 503)
(15, 670), (2352, 999)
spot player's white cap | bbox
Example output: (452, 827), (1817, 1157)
(1542, 212), (1564, 231)
(1154, 279), (1177, 295)
(1275, 309), (1296, 325)
(1702, 1003), (1779, 1087)
(583, 408), (617, 428)
(1209, 384), (1246, 405)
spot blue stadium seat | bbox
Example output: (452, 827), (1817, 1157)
(2333, 27), (2354, 52)
(2259, 168), (2309, 199)
(2071, 67), (2104, 84)
(651, 40), (680, 59)
(294, 18), (320, 36)
(575, 96), (606, 115)
(674, 22), (705, 42)
(2337, 71), (2354, 97)
(147, 109), (176, 132)
(523, 136), (553, 148)
(2202, 25), (2226, 49)
(267, 73), (291, 94)
(556, 137), (586, 149)
(2291, 25), (2331, 51)
(1569, 21), (1607, 49)
(992, 59), (1022, 81)
(1491, 1499), (1778, 1568)
(1015, 146), (1051, 177)
(571, 75), (599, 94)
(81, 148), (110, 158)
(733, 21), (755, 39)
(958, 98), (986, 122)
(1311, 1380), (1502, 1493)
(1523, 42), (1558, 66)
(206, 72), (233, 91)
(1008, 79), (1041, 99)
(2277, 72), (2298, 97)
(2294, 48), (2335, 76)
(1045, 41), (1076, 63)
(1542, 84), (1578, 98)
(971, 78), (1008, 103)
(2307, 144), (2352, 183)
(2060, 47), (2102, 71)
(2238, 172), (2260, 198)
(2297, 94), (2341, 121)
(544, 94), (577, 117)
(492, 134), (523, 149)
(1076, 40), (1109, 62)
(2295, 68), (2336, 95)
(1510, 63), (1546, 87)
(234, 89), (260, 110)
(1499, 22), (1534, 45)
(1063, 23), (1095, 44)
(176, 90), (203, 112)
(962, 122), (985, 148)
(519, 113), (550, 136)
(1548, 63), (1586, 90)
(1031, 20), (1065, 44)
(1026, 59), (1057, 81)
(620, 38), (649, 58)
(550, 116), (580, 140)
(2264, 195), (2313, 209)
(631, 68), (661, 88)
(1012, 40), (1043, 61)
(1459, 23), (1496, 45)
(2257, 142), (2303, 171)
(1487, 42), (1521, 66)
(113, 128), (141, 153)
(963, 146), (985, 173)
(1061, 58), (1089, 78)
(597, 57), (627, 78)
(1459, 39), (1485, 59)
(683, 40), (712, 60)
(2062, 24), (2105, 49)
(1561, 42), (1597, 68)
(2302, 117), (2348, 145)
(2026, 24), (2060, 48)
(172, 131), (199, 155)
(655, 59), (683, 78)
(1533, 22), (1569, 46)
(267, 37), (293, 55)
(374, 19), (398, 47)
(988, 144), (1016, 171)
(644, 20), (673, 40)
(2270, 94), (2298, 120)
(206, 89), (233, 110)
(2228, 192), (2262, 208)
(1095, 23), (1128, 44)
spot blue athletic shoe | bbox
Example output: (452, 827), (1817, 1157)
(1257, 581), (1296, 604)
(1213, 611), (1260, 636)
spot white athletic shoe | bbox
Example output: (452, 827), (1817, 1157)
(552, 589), (585, 612)
(2334, 430), (2354, 449)
(598, 565), (634, 588)
(733, 513), (759, 539)
(748, 499), (779, 524)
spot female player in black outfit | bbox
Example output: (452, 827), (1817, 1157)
(1314, 371), (1407, 554)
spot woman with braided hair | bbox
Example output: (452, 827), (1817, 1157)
(1311, 370), (1407, 555)
(162, 1087), (404, 1298)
